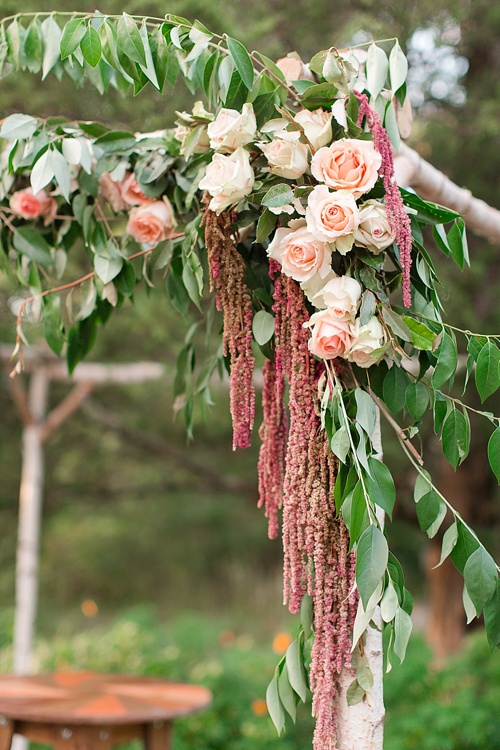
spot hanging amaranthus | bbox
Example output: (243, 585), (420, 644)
(355, 91), (413, 308)
(305, 432), (357, 750)
(204, 205), (255, 449)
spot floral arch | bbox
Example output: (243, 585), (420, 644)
(0, 11), (499, 749)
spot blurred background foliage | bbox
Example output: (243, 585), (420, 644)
(0, 0), (499, 747)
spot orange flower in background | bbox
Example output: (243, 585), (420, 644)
(251, 698), (268, 717)
(80, 599), (98, 618)
(272, 631), (293, 654)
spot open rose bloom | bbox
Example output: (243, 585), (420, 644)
(311, 138), (382, 198)
(126, 197), (177, 246)
(10, 188), (57, 225)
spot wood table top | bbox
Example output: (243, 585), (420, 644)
(0, 672), (212, 725)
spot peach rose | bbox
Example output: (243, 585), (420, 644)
(311, 138), (382, 198)
(305, 309), (354, 360)
(99, 173), (128, 212)
(126, 197), (176, 246)
(294, 108), (332, 151)
(198, 147), (255, 214)
(259, 132), (309, 180)
(276, 56), (314, 85)
(10, 187), (57, 225)
(207, 103), (257, 152)
(313, 275), (362, 320)
(355, 200), (396, 253)
(346, 316), (384, 368)
(120, 172), (150, 206)
(306, 185), (359, 253)
(267, 221), (332, 283)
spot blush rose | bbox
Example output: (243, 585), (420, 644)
(207, 103), (257, 152)
(305, 309), (354, 360)
(259, 132), (309, 179)
(313, 275), (362, 320)
(294, 108), (333, 151)
(311, 138), (382, 198)
(346, 316), (384, 368)
(306, 185), (359, 253)
(10, 188), (57, 225)
(276, 56), (314, 84)
(126, 197), (176, 246)
(120, 173), (151, 206)
(267, 221), (333, 283)
(355, 200), (396, 253)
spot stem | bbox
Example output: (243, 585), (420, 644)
(368, 387), (424, 466)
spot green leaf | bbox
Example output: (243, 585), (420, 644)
(488, 426), (500, 484)
(433, 392), (449, 434)
(225, 35), (254, 89)
(434, 522), (458, 568)
(464, 546), (498, 615)
(80, 25), (102, 68)
(450, 521), (480, 573)
(356, 525), (388, 608)
(25, 20), (43, 72)
(365, 458), (396, 519)
(60, 18), (86, 59)
(278, 663), (297, 722)
(475, 340), (500, 403)
(256, 209), (277, 244)
(447, 218), (469, 269)
(252, 90), (278, 127)
(330, 426), (351, 464)
(41, 16), (62, 79)
(94, 255), (123, 284)
(393, 607), (412, 662)
(441, 408), (469, 469)
(252, 309), (275, 345)
(300, 593), (313, 639)
(262, 183), (294, 208)
(94, 131), (137, 153)
(389, 41), (408, 93)
(405, 381), (429, 420)
(359, 290), (377, 326)
(347, 481), (369, 545)
(117, 13), (146, 66)
(354, 388), (376, 437)
(382, 365), (410, 415)
(416, 490), (445, 538)
(0, 113), (38, 141)
(366, 43), (389, 99)
(400, 189), (460, 224)
(346, 679), (365, 706)
(467, 335), (488, 362)
(401, 316), (436, 350)
(266, 673), (285, 735)
(432, 331), (458, 389)
(484, 580), (500, 650)
(12, 227), (52, 265)
(224, 69), (248, 110)
(31, 149), (55, 194)
(381, 306), (412, 342)
(286, 637), (308, 702)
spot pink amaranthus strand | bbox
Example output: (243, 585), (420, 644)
(278, 276), (322, 613)
(305, 435), (357, 750)
(257, 359), (288, 539)
(355, 91), (413, 308)
(203, 203), (255, 449)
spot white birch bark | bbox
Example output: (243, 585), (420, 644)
(337, 410), (385, 750)
(394, 143), (500, 243)
(13, 368), (48, 674)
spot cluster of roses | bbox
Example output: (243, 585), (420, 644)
(193, 96), (396, 369)
(98, 170), (177, 246)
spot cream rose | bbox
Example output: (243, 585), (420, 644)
(207, 103), (257, 152)
(305, 309), (354, 360)
(311, 138), (382, 198)
(276, 56), (314, 85)
(314, 275), (362, 320)
(10, 187), (57, 224)
(306, 185), (359, 253)
(267, 221), (332, 283)
(99, 173), (128, 212)
(174, 124), (210, 156)
(300, 269), (337, 307)
(126, 197), (176, 245)
(294, 108), (333, 151)
(355, 200), (396, 253)
(198, 147), (255, 214)
(120, 172), (150, 206)
(259, 132), (309, 180)
(346, 316), (384, 368)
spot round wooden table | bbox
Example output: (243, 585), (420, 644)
(0, 672), (212, 749)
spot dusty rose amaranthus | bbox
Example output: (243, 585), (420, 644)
(305, 432), (357, 749)
(203, 204), (255, 449)
(355, 91), (413, 308)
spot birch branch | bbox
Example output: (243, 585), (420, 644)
(394, 143), (500, 244)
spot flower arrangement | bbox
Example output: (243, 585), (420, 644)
(0, 12), (499, 749)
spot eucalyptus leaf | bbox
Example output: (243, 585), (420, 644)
(286, 637), (308, 702)
(464, 546), (498, 615)
(475, 340), (500, 403)
(252, 309), (275, 345)
(266, 673), (285, 735)
(366, 43), (389, 99)
(356, 525), (389, 608)
(488, 426), (500, 484)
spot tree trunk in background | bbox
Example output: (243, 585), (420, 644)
(13, 369), (48, 675)
(337, 411), (385, 750)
